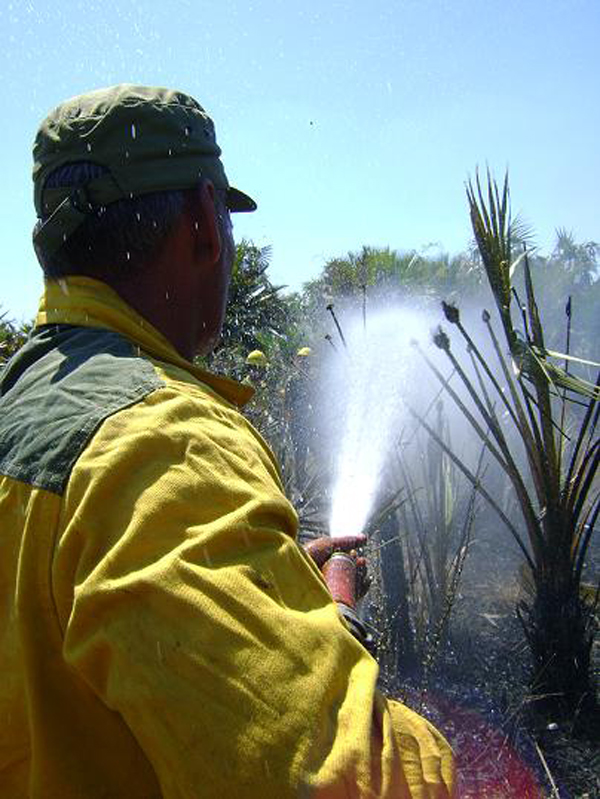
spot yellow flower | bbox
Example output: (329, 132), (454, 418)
(245, 349), (268, 366)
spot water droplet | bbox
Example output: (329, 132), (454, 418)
(125, 251), (131, 260)
(184, 125), (190, 137)
(165, 291), (170, 301)
(168, 148), (173, 157)
(193, 221), (199, 230)
(125, 150), (130, 159)
(136, 212), (141, 222)
(86, 142), (92, 152)
(131, 123), (137, 139)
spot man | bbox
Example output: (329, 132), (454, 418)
(0, 84), (455, 798)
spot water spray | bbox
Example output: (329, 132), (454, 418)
(323, 303), (434, 647)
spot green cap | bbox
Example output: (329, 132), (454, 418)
(33, 84), (256, 256)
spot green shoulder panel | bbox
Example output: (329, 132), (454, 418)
(0, 324), (164, 495)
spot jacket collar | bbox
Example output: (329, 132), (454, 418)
(36, 276), (254, 408)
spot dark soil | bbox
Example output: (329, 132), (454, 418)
(441, 584), (598, 798)
(376, 528), (600, 798)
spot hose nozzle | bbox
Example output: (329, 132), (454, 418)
(322, 551), (370, 647)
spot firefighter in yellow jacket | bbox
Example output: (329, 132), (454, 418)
(0, 85), (455, 798)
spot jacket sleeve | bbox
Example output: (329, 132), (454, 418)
(52, 383), (455, 799)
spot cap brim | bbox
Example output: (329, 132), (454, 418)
(227, 186), (257, 212)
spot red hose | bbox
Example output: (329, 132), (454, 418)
(321, 552), (358, 610)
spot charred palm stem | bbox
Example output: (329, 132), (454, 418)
(525, 582), (596, 719)
(326, 303), (347, 349)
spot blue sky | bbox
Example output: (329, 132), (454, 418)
(1, 0), (599, 321)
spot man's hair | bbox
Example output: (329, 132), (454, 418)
(34, 162), (188, 280)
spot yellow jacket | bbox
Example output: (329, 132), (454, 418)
(0, 277), (454, 798)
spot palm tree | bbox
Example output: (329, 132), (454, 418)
(414, 171), (599, 720)
(302, 244), (483, 312)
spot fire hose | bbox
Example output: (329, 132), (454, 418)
(321, 549), (374, 650)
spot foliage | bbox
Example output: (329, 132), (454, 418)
(202, 240), (301, 379)
(0, 312), (31, 363)
(551, 228), (599, 287)
(302, 244), (485, 317)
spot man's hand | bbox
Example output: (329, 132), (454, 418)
(304, 535), (370, 599)
(304, 535), (366, 567)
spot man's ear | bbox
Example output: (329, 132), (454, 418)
(196, 179), (222, 265)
